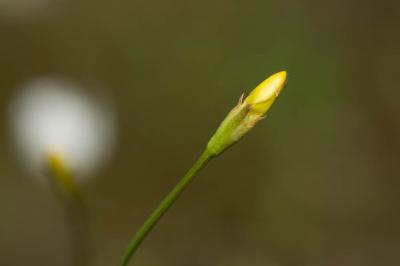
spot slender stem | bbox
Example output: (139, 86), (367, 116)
(63, 189), (91, 266)
(45, 154), (91, 266)
(119, 149), (214, 266)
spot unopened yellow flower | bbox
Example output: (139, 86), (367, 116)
(244, 71), (287, 116)
(207, 71), (287, 156)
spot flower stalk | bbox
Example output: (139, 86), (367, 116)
(120, 149), (213, 266)
(46, 153), (90, 266)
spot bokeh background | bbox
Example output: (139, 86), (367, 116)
(1, 0), (399, 265)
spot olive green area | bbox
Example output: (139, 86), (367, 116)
(0, 0), (399, 265)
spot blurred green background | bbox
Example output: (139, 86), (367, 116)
(1, 0), (399, 265)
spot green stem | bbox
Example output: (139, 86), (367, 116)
(64, 189), (90, 266)
(45, 156), (91, 266)
(119, 149), (214, 266)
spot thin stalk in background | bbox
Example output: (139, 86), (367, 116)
(46, 153), (91, 266)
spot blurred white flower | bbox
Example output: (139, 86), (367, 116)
(9, 77), (117, 181)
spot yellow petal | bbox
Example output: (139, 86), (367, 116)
(245, 71), (287, 115)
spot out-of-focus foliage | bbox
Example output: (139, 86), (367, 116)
(0, 0), (399, 265)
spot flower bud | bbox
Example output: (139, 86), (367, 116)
(207, 71), (287, 156)
(244, 71), (287, 116)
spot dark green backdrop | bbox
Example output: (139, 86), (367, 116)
(1, 0), (399, 265)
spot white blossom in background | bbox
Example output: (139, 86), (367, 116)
(9, 77), (117, 182)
